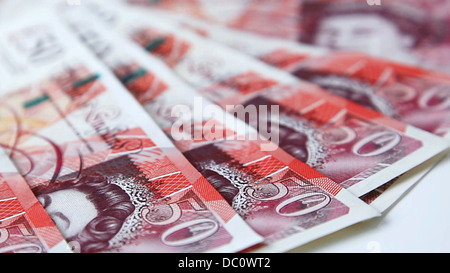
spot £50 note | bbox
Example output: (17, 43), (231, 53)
(58, 5), (380, 253)
(84, 4), (450, 198)
(0, 10), (263, 253)
(154, 15), (450, 211)
(0, 148), (71, 253)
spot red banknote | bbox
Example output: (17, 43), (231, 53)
(174, 17), (450, 139)
(157, 13), (450, 211)
(90, 4), (449, 198)
(60, 5), (380, 252)
(0, 148), (71, 253)
(128, 0), (450, 73)
(293, 52), (450, 138)
(298, 0), (450, 74)
(0, 11), (262, 253)
(127, 0), (303, 40)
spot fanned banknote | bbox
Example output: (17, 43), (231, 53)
(82, 3), (449, 199)
(156, 12), (326, 75)
(154, 14), (450, 211)
(298, 0), (450, 74)
(0, 148), (71, 253)
(56, 5), (381, 253)
(292, 53), (450, 139)
(125, 0), (303, 40)
(0, 10), (263, 253)
(143, 10), (450, 139)
(125, 0), (450, 73)
(1, 0), (449, 254)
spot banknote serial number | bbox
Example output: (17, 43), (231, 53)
(178, 257), (271, 270)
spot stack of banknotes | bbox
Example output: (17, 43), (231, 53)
(0, 0), (449, 253)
